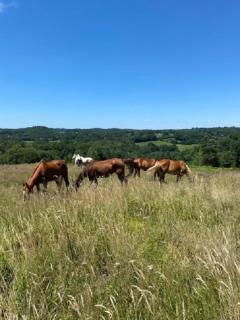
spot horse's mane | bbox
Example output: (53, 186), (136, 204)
(29, 160), (45, 178)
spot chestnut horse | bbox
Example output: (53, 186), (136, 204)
(147, 159), (192, 183)
(74, 158), (127, 189)
(124, 158), (158, 179)
(23, 160), (69, 200)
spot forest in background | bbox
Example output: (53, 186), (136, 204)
(0, 126), (240, 167)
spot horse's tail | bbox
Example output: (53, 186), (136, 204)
(184, 163), (194, 181)
(184, 163), (191, 175)
(185, 163), (191, 174)
(147, 161), (161, 173)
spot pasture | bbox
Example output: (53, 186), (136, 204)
(0, 164), (240, 319)
(135, 140), (198, 152)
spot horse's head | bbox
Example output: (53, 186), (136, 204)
(22, 183), (32, 201)
(76, 158), (83, 166)
(73, 178), (83, 191)
(73, 179), (80, 191)
(74, 171), (85, 190)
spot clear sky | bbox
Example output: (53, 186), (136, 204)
(0, 0), (240, 129)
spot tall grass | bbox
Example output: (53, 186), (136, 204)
(0, 164), (240, 319)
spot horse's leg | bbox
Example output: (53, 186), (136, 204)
(136, 168), (140, 178)
(153, 170), (159, 180)
(176, 175), (181, 183)
(158, 172), (166, 185)
(177, 168), (187, 182)
(126, 167), (134, 178)
(63, 174), (70, 191)
(36, 183), (41, 192)
(162, 173), (167, 184)
(87, 178), (95, 188)
(42, 178), (48, 193)
(118, 172), (127, 185)
(55, 176), (63, 192)
(133, 168), (137, 177)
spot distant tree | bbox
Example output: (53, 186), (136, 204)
(219, 151), (235, 168)
(1, 126), (240, 166)
(200, 140), (220, 167)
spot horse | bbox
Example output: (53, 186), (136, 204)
(74, 158), (127, 189)
(72, 154), (93, 167)
(124, 158), (159, 179)
(147, 159), (192, 184)
(22, 160), (69, 200)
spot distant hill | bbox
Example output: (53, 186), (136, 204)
(0, 126), (240, 167)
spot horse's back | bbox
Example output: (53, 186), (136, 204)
(85, 158), (124, 176)
(156, 159), (171, 171)
(111, 158), (125, 167)
(161, 159), (187, 173)
(40, 160), (68, 176)
(141, 158), (156, 170)
(91, 158), (123, 166)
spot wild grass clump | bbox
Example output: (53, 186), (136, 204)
(0, 164), (240, 319)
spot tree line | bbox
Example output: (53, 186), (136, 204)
(0, 126), (240, 168)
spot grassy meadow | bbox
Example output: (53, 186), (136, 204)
(0, 164), (240, 319)
(135, 140), (198, 152)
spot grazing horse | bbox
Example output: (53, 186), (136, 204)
(147, 159), (192, 184)
(124, 158), (158, 179)
(72, 154), (93, 167)
(74, 158), (127, 189)
(22, 160), (69, 200)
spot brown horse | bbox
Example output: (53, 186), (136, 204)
(23, 160), (69, 200)
(124, 158), (158, 179)
(147, 159), (192, 184)
(74, 158), (127, 189)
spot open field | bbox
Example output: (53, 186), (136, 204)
(135, 140), (198, 152)
(1, 164), (240, 319)
(136, 140), (173, 147)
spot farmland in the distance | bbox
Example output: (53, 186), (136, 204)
(136, 139), (199, 152)
(0, 164), (240, 319)
(1, 126), (240, 169)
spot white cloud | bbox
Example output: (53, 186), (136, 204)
(0, 1), (18, 13)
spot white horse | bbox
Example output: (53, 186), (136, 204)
(72, 154), (93, 167)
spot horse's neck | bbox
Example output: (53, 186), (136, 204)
(27, 165), (42, 188)
(77, 171), (85, 183)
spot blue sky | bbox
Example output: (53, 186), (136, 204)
(0, 0), (240, 129)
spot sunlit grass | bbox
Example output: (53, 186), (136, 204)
(0, 164), (240, 319)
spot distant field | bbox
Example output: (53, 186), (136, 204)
(176, 143), (199, 151)
(136, 140), (172, 147)
(0, 164), (240, 319)
(136, 140), (199, 151)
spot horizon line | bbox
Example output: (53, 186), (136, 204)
(0, 125), (240, 131)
